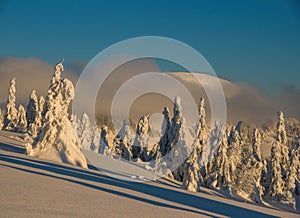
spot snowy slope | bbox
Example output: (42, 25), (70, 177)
(0, 130), (299, 218)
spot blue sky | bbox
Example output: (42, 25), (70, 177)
(0, 0), (299, 92)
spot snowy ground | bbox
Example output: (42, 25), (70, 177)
(0, 130), (299, 218)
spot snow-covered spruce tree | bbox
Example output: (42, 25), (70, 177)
(34, 95), (44, 134)
(206, 127), (232, 190)
(4, 77), (18, 131)
(276, 111), (290, 180)
(181, 150), (200, 192)
(71, 114), (79, 139)
(283, 147), (298, 209)
(0, 109), (4, 130)
(167, 96), (193, 181)
(206, 122), (223, 170)
(235, 133), (265, 204)
(277, 111), (287, 145)
(195, 98), (208, 179)
(227, 128), (242, 191)
(26, 60), (87, 168)
(73, 113), (99, 152)
(196, 98), (206, 146)
(292, 139), (300, 196)
(26, 90), (38, 128)
(38, 95), (45, 114)
(268, 141), (284, 201)
(250, 128), (265, 203)
(26, 90), (40, 136)
(167, 96), (183, 152)
(133, 115), (151, 161)
(98, 125), (110, 154)
(159, 106), (171, 155)
(253, 128), (262, 162)
(16, 105), (27, 133)
(77, 113), (92, 150)
(181, 97), (207, 191)
(112, 120), (133, 160)
(90, 125), (100, 152)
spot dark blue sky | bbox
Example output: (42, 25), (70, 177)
(0, 0), (299, 92)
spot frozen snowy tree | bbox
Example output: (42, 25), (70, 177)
(196, 97), (206, 146)
(159, 107), (171, 155)
(16, 105), (27, 132)
(90, 126), (100, 152)
(26, 60), (87, 168)
(35, 95), (44, 132)
(99, 125), (110, 154)
(181, 150), (200, 192)
(235, 140), (265, 204)
(268, 141), (284, 201)
(283, 147), (299, 209)
(26, 90), (41, 136)
(77, 113), (92, 150)
(181, 97), (207, 189)
(245, 129), (265, 203)
(195, 98), (208, 179)
(4, 78), (18, 131)
(112, 120), (133, 160)
(26, 90), (39, 127)
(206, 127), (232, 190)
(275, 111), (290, 180)
(133, 115), (151, 160)
(277, 111), (287, 145)
(167, 96), (183, 152)
(227, 129), (242, 189)
(253, 129), (262, 162)
(0, 109), (4, 130)
(207, 123), (223, 164)
(164, 97), (194, 181)
(38, 95), (45, 114)
(169, 123), (193, 181)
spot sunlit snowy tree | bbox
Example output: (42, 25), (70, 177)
(26, 90), (38, 127)
(16, 105), (27, 132)
(4, 78), (18, 131)
(269, 141), (284, 201)
(26, 60), (87, 168)
(99, 125), (110, 154)
(112, 120), (133, 160)
(159, 106), (171, 155)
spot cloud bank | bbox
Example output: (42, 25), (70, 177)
(0, 57), (299, 125)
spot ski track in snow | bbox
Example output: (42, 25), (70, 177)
(0, 130), (299, 218)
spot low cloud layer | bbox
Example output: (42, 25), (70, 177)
(0, 57), (299, 125)
(0, 57), (78, 107)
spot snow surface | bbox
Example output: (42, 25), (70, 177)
(0, 130), (299, 218)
